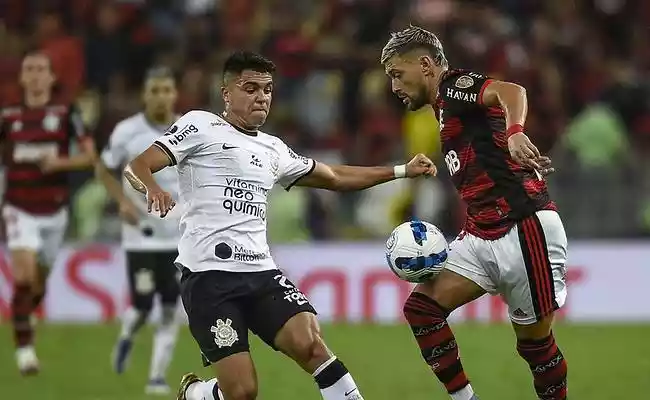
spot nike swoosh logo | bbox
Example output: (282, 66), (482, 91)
(222, 144), (237, 150)
(344, 389), (357, 396)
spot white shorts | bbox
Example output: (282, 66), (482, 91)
(445, 210), (568, 325)
(2, 204), (68, 267)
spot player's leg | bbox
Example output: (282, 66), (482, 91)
(177, 268), (255, 400)
(113, 251), (156, 373)
(36, 208), (68, 311)
(501, 211), (569, 400)
(248, 270), (363, 400)
(402, 235), (495, 400)
(145, 251), (183, 395)
(3, 205), (42, 375)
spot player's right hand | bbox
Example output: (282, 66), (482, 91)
(146, 188), (176, 218)
(508, 132), (542, 170)
(118, 200), (139, 226)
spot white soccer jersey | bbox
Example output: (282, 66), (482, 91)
(101, 112), (183, 251)
(153, 110), (315, 273)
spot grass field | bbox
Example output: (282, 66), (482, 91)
(1, 323), (649, 399)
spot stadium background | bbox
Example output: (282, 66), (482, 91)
(0, 0), (649, 399)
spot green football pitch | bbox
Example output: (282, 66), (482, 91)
(1, 323), (649, 399)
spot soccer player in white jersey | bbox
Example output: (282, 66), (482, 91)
(126, 51), (435, 400)
(95, 67), (183, 395)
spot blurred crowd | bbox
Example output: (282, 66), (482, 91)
(1, 0), (649, 241)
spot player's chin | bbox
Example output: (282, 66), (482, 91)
(406, 100), (427, 111)
(249, 110), (268, 125)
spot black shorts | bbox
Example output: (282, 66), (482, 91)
(179, 267), (317, 365)
(126, 250), (180, 311)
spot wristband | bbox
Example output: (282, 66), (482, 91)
(506, 124), (525, 138)
(393, 164), (407, 178)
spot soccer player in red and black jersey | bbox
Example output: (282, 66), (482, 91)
(381, 26), (568, 400)
(0, 51), (95, 375)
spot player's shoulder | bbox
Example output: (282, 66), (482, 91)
(111, 112), (145, 138)
(177, 109), (222, 128)
(440, 69), (490, 90)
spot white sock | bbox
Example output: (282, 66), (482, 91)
(185, 379), (223, 400)
(313, 356), (363, 400)
(450, 383), (475, 400)
(148, 305), (181, 381)
(120, 307), (148, 339)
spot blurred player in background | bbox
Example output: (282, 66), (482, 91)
(95, 67), (183, 395)
(381, 26), (567, 400)
(127, 51), (434, 400)
(0, 51), (95, 375)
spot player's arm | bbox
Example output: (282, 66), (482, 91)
(128, 113), (203, 216)
(287, 154), (436, 192)
(481, 80), (553, 174)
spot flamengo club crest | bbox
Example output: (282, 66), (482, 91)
(42, 113), (61, 132)
(211, 318), (238, 348)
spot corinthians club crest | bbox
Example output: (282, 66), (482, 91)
(211, 318), (238, 348)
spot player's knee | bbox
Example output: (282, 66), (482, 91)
(403, 290), (449, 326)
(11, 250), (39, 284)
(277, 313), (328, 366)
(220, 379), (258, 400)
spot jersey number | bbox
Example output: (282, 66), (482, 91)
(445, 150), (461, 175)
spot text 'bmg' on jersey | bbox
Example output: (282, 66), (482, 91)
(435, 70), (556, 239)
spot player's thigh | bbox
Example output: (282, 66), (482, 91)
(126, 251), (157, 312)
(417, 234), (492, 311)
(245, 270), (324, 369)
(153, 251), (180, 306)
(2, 205), (41, 283)
(179, 267), (251, 366)
(39, 208), (68, 267)
(498, 210), (568, 326)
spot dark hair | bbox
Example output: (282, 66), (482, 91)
(222, 51), (276, 81)
(145, 66), (175, 82)
(381, 25), (448, 69)
(22, 50), (53, 70)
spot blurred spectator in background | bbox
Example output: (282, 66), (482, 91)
(0, 0), (648, 241)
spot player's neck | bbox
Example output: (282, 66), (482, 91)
(24, 91), (51, 108)
(221, 111), (258, 135)
(428, 69), (447, 105)
(145, 111), (174, 127)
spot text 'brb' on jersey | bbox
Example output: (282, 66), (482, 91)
(153, 110), (315, 273)
(435, 70), (556, 240)
(0, 103), (87, 215)
(101, 112), (182, 251)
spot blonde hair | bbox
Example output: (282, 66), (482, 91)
(380, 25), (448, 69)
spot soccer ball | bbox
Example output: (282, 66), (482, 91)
(385, 220), (449, 283)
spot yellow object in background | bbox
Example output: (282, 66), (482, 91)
(402, 105), (441, 159)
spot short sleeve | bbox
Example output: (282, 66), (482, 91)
(100, 122), (129, 169)
(439, 71), (493, 107)
(153, 112), (205, 165)
(276, 141), (316, 190)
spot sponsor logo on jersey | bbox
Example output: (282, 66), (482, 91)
(222, 178), (268, 220)
(165, 123), (198, 145)
(446, 88), (477, 103)
(211, 120), (228, 127)
(454, 75), (474, 89)
(214, 242), (267, 261)
(288, 148), (310, 165)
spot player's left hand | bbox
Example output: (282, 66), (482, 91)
(406, 153), (437, 178)
(536, 156), (555, 176)
(508, 132), (542, 170)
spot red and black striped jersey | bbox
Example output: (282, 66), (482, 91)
(434, 69), (556, 240)
(0, 103), (87, 215)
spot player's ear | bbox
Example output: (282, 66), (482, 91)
(221, 86), (229, 102)
(420, 55), (434, 76)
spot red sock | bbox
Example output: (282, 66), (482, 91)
(517, 333), (568, 400)
(12, 283), (34, 348)
(403, 292), (470, 394)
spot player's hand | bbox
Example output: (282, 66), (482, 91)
(406, 153), (437, 178)
(146, 187), (175, 218)
(38, 155), (61, 173)
(508, 132), (541, 170)
(536, 156), (555, 176)
(118, 200), (139, 226)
